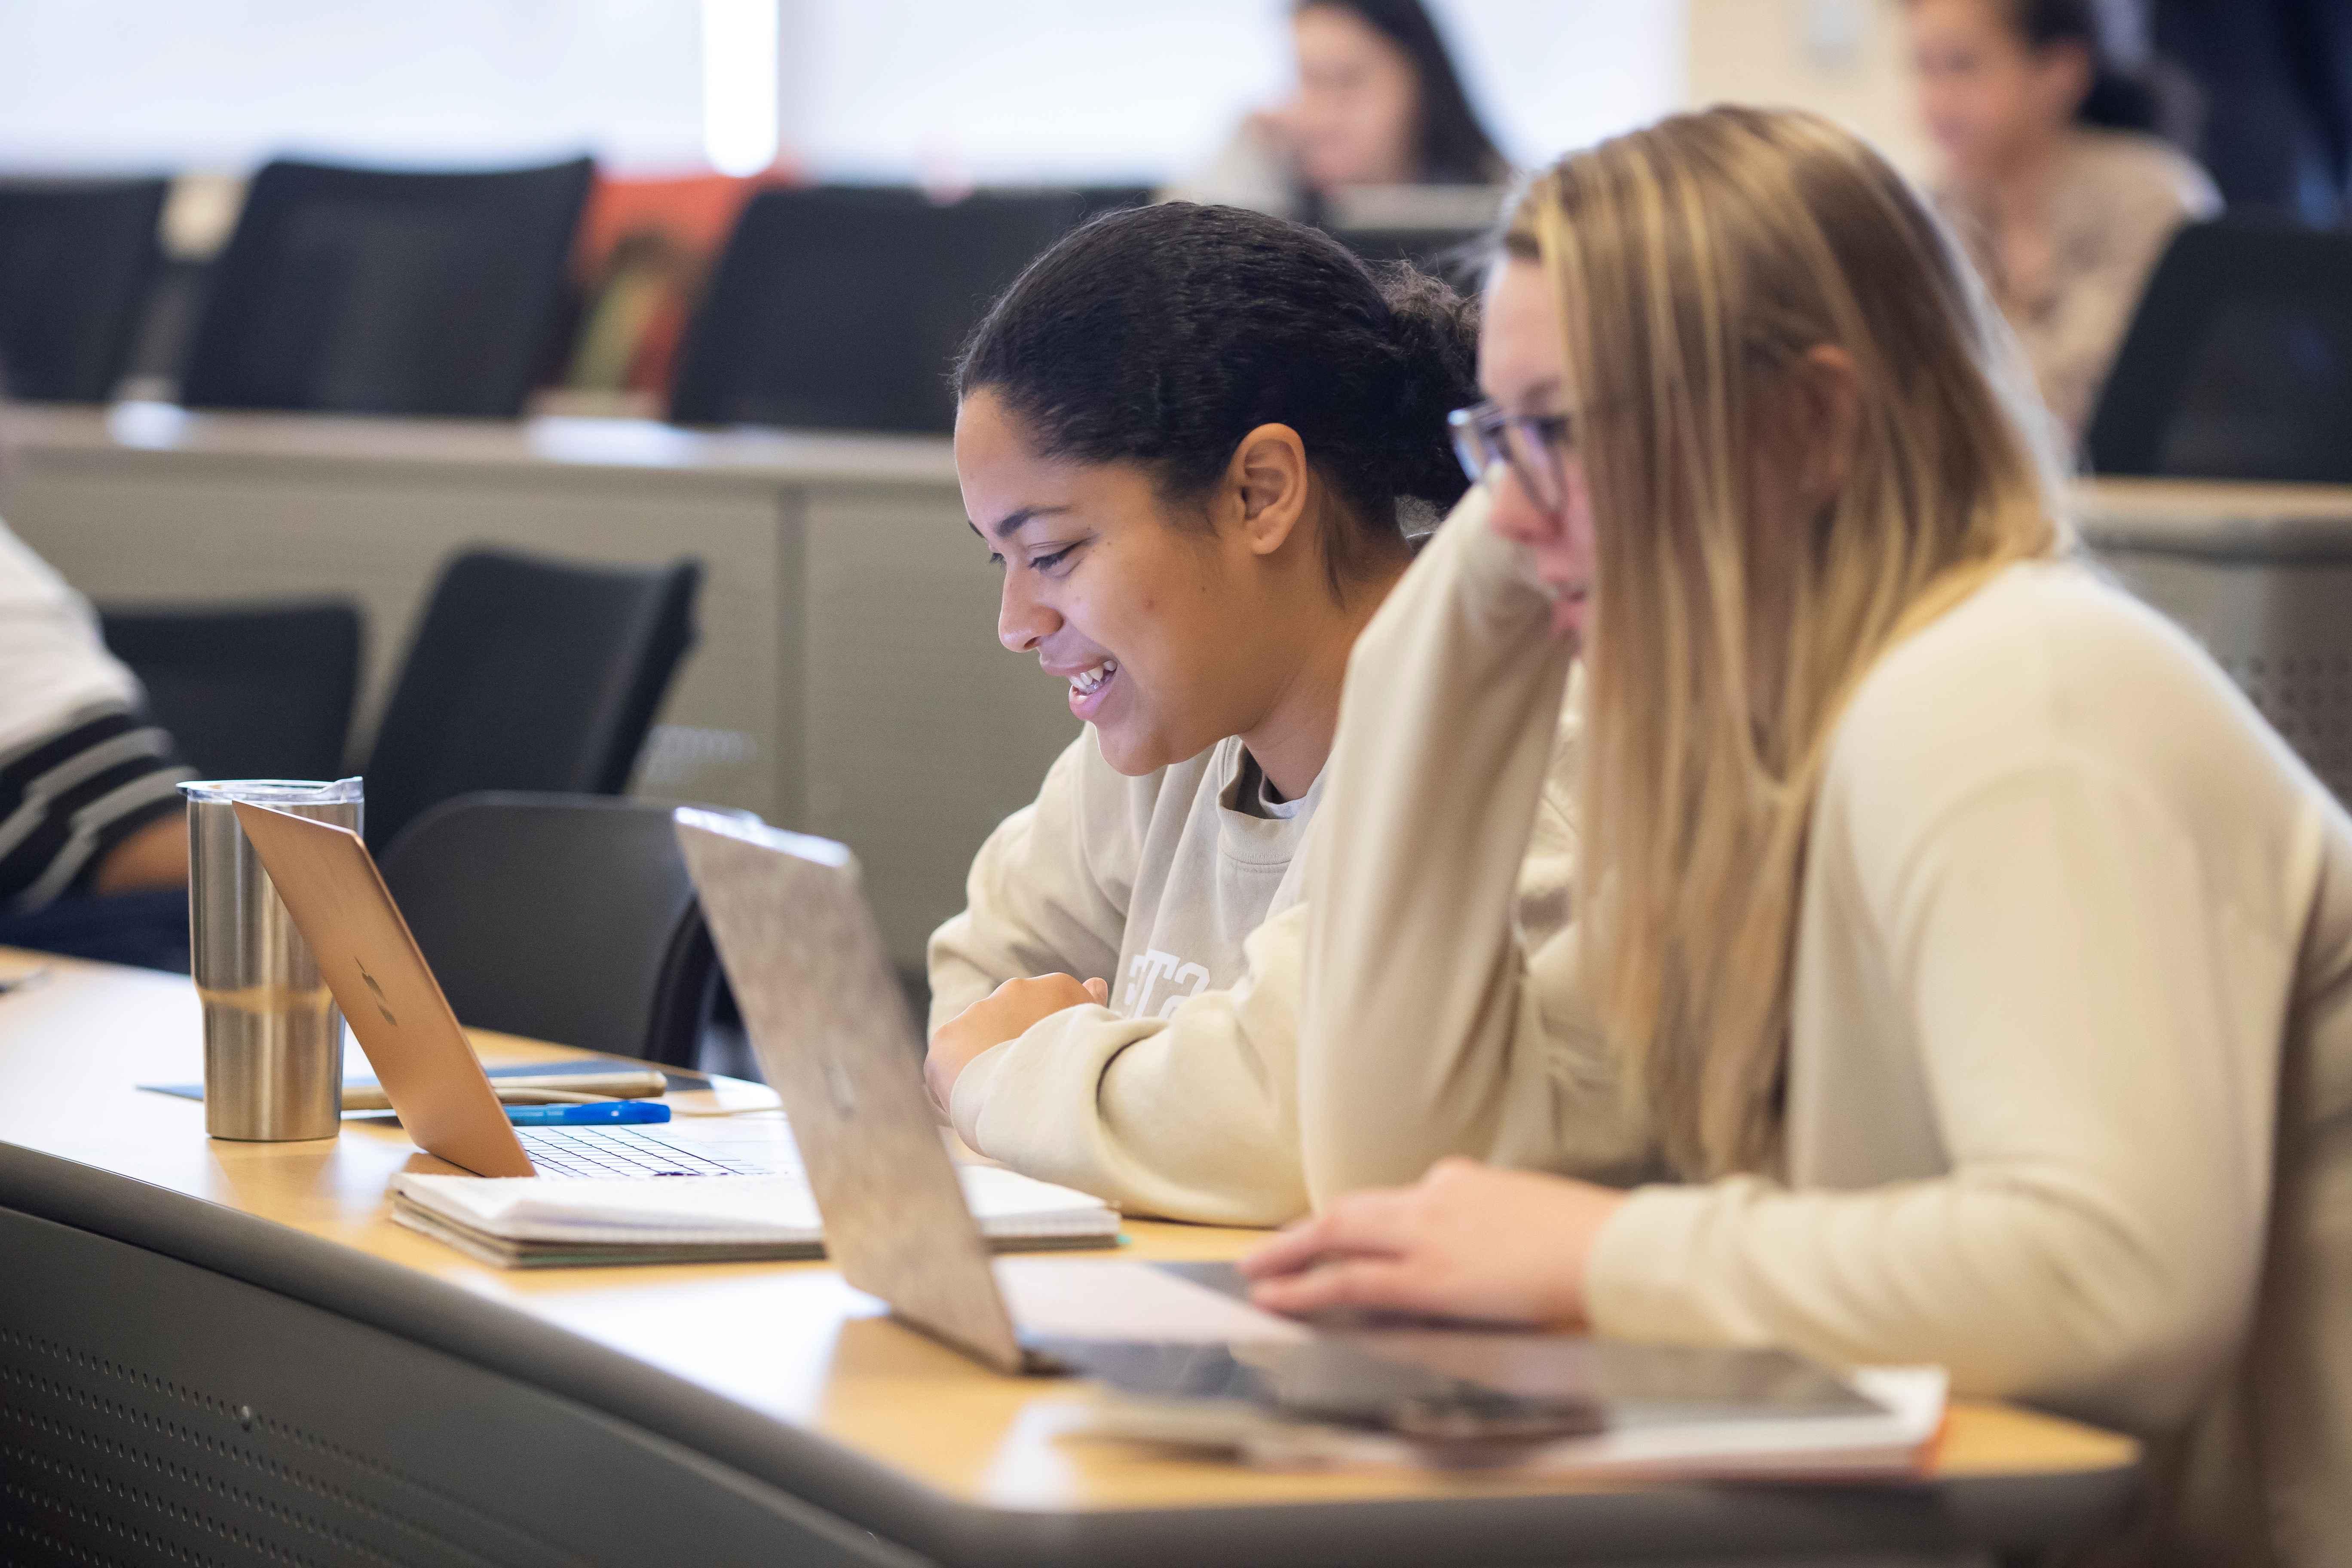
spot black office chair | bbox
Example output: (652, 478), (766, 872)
(97, 600), (362, 782)
(668, 185), (1089, 433)
(2086, 219), (2352, 483)
(360, 548), (701, 852)
(0, 178), (167, 402)
(120, 256), (214, 401)
(377, 793), (719, 1066)
(177, 156), (594, 418)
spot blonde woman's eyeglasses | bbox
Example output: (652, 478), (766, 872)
(1447, 401), (1574, 514)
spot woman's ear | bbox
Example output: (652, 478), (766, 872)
(1793, 345), (1862, 508)
(1223, 423), (1312, 555)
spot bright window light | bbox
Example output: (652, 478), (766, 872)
(702, 0), (781, 177)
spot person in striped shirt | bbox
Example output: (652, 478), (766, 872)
(0, 519), (193, 970)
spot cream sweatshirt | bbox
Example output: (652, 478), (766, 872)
(1302, 495), (2352, 1564)
(929, 540), (1591, 1225)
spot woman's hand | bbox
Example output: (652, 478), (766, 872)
(924, 974), (1110, 1112)
(1238, 1158), (1628, 1326)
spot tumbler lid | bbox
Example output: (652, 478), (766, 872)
(180, 777), (364, 805)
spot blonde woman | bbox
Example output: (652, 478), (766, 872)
(1243, 107), (2352, 1559)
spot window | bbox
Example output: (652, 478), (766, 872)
(0, 0), (1683, 181)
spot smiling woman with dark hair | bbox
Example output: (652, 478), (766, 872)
(920, 202), (1590, 1226)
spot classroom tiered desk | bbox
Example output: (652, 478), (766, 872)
(0, 950), (2139, 1565)
(11, 401), (2348, 977)
(0, 400), (1077, 974)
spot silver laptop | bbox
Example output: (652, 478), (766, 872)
(674, 807), (1072, 1371)
(674, 808), (1864, 1443)
(678, 810), (1335, 1376)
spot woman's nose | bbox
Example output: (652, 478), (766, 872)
(1485, 471), (1560, 548)
(998, 571), (1060, 654)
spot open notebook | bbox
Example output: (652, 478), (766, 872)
(392, 1164), (1120, 1268)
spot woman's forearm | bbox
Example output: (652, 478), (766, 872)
(1298, 492), (1579, 1201)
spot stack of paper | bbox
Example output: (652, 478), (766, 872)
(392, 1164), (1120, 1268)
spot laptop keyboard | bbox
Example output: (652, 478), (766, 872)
(518, 1125), (776, 1179)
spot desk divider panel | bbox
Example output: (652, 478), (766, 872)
(0, 1207), (922, 1568)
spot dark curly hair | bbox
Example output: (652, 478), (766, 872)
(954, 202), (1480, 595)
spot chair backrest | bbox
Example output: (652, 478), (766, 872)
(361, 548), (701, 851)
(0, 178), (167, 402)
(98, 599), (361, 781)
(2087, 219), (2352, 483)
(668, 185), (1088, 433)
(377, 793), (718, 1065)
(178, 156), (594, 418)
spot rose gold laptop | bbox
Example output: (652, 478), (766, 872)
(230, 800), (775, 1182)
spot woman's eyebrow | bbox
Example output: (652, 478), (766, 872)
(980, 504), (1073, 542)
(1509, 377), (1566, 414)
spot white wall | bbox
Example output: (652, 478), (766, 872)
(0, 0), (1684, 181)
(788, 0), (1685, 184)
(1684, 0), (1932, 178)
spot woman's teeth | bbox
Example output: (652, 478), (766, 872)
(1070, 659), (1118, 697)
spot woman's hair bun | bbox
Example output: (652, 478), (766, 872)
(1376, 263), (1483, 506)
(958, 203), (1484, 588)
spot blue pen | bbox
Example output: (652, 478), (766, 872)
(505, 1101), (671, 1126)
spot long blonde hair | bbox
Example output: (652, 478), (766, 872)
(1507, 108), (2065, 1177)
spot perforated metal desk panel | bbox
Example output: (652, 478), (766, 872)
(2079, 477), (2352, 803)
(0, 955), (2141, 1566)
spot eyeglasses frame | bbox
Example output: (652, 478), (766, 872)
(1447, 400), (1575, 514)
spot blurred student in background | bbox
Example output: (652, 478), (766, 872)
(922, 203), (1590, 1226)
(1244, 106), (2349, 1561)
(1166, 0), (1510, 222)
(1908, 0), (2219, 440)
(0, 517), (193, 971)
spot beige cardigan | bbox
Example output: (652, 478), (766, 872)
(1300, 496), (2352, 1563)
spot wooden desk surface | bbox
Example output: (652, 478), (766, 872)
(0, 950), (2137, 1527)
(15, 401), (2348, 525)
(1, 399), (963, 492)
(2073, 474), (2352, 555)
(2074, 475), (2352, 519)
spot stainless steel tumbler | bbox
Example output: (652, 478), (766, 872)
(182, 778), (364, 1141)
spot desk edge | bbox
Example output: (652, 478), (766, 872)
(0, 1141), (2144, 1567)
